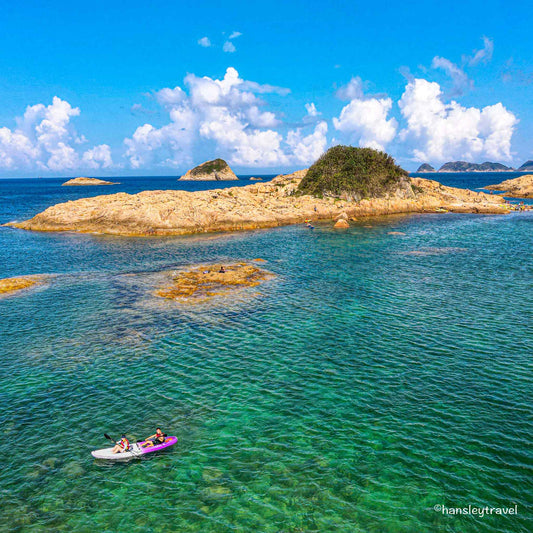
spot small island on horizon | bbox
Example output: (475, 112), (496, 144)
(416, 160), (533, 173)
(62, 177), (119, 186)
(179, 159), (238, 181)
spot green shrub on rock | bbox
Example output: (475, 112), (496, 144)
(297, 145), (409, 200)
(190, 158), (228, 176)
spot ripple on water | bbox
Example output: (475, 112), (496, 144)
(0, 212), (532, 531)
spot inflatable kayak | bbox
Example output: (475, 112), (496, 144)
(91, 436), (178, 460)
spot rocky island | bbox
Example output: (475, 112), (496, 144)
(416, 164), (436, 173)
(156, 262), (271, 302)
(517, 160), (533, 172)
(6, 146), (508, 237)
(62, 177), (118, 186)
(179, 159), (238, 181)
(438, 161), (514, 172)
(486, 174), (533, 198)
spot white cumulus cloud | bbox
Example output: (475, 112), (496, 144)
(398, 78), (518, 162)
(123, 67), (326, 169)
(287, 121), (328, 164)
(198, 37), (211, 48)
(305, 103), (319, 117)
(336, 77), (364, 100)
(82, 144), (113, 169)
(223, 41), (236, 53)
(0, 96), (113, 171)
(333, 93), (397, 151)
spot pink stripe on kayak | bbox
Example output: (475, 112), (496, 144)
(137, 435), (178, 454)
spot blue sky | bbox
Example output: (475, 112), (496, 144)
(0, 0), (531, 176)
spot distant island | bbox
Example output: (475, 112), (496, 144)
(417, 161), (514, 173)
(62, 177), (118, 186)
(416, 164), (436, 172)
(179, 159), (238, 181)
(517, 160), (533, 172)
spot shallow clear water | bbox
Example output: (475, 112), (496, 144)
(0, 176), (531, 532)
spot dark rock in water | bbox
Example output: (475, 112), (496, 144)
(517, 160), (533, 171)
(439, 161), (514, 172)
(416, 163), (435, 172)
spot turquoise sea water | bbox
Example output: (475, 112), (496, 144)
(0, 175), (531, 532)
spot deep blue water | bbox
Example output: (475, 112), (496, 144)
(0, 174), (531, 532)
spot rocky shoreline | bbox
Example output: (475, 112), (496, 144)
(5, 171), (508, 236)
(485, 174), (533, 198)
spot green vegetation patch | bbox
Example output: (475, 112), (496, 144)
(190, 159), (229, 176)
(297, 146), (408, 200)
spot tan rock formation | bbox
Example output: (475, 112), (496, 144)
(0, 275), (45, 296)
(249, 177), (262, 181)
(156, 262), (271, 302)
(62, 177), (118, 186)
(485, 174), (533, 198)
(179, 159), (238, 181)
(5, 172), (508, 237)
(334, 219), (350, 228)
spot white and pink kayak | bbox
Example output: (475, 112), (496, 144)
(91, 436), (178, 460)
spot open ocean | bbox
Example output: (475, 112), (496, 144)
(0, 173), (531, 532)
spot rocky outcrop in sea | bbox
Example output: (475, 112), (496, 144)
(486, 174), (533, 198)
(62, 177), (118, 186)
(179, 159), (238, 181)
(6, 171), (508, 236)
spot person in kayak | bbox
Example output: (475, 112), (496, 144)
(112, 434), (130, 454)
(141, 428), (167, 448)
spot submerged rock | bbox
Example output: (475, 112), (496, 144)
(156, 262), (272, 302)
(202, 467), (224, 482)
(61, 461), (85, 477)
(179, 159), (238, 181)
(0, 275), (45, 296)
(62, 177), (118, 186)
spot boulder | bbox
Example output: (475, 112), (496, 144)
(334, 219), (350, 228)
